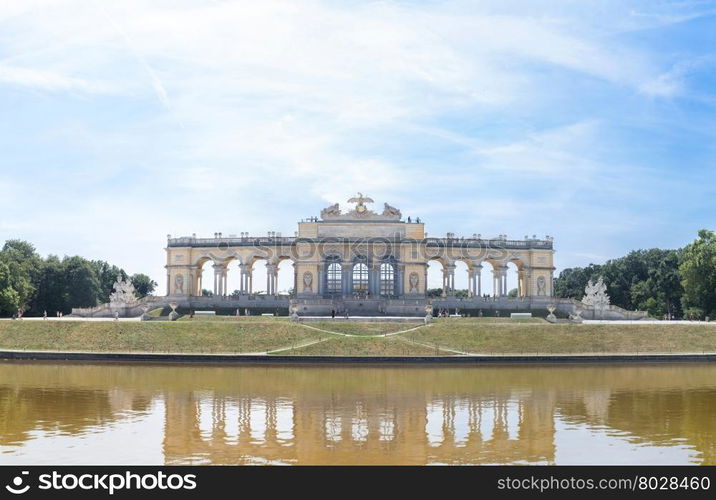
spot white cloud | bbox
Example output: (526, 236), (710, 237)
(472, 121), (601, 175)
(0, 64), (116, 93)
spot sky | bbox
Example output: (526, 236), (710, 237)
(1, 0), (715, 295)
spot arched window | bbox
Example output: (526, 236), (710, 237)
(380, 262), (395, 296)
(352, 263), (368, 293)
(327, 262), (342, 293)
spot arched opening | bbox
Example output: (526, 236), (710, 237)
(250, 258), (269, 295)
(505, 261), (522, 298)
(276, 258), (295, 295)
(453, 260), (470, 298)
(196, 258), (214, 296)
(326, 257), (342, 295)
(379, 262), (396, 297)
(352, 262), (368, 295)
(426, 259), (445, 297)
(477, 260), (498, 298)
(224, 257), (241, 297)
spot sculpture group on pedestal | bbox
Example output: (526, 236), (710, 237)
(582, 276), (610, 319)
(109, 277), (138, 307)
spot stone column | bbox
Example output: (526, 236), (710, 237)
(222, 267), (228, 298)
(491, 268), (500, 297)
(318, 265), (325, 295)
(424, 265), (429, 297)
(266, 264), (276, 296)
(397, 264), (405, 296)
(524, 268), (533, 297)
(195, 269), (202, 296)
(293, 262), (298, 296)
(442, 264), (455, 296)
(475, 265), (483, 297)
(342, 262), (352, 296)
(272, 264), (279, 295)
(441, 267), (448, 297)
(369, 262), (380, 296)
(239, 263), (248, 294)
(213, 264), (223, 296)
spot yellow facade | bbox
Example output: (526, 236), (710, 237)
(165, 195), (555, 306)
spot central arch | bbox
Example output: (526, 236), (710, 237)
(352, 261), (369, 295)
(379, 261), (396, 297)
(325, 255), (342, 296)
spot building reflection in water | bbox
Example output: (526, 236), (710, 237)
(0, 363), (714, 465)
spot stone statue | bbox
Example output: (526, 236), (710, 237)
(409, 272), (419, 293)
(546, 304), (557, 322)
(382, 202), (402, 219)
(289, 300), (300, 322)
(320, 203), (341, 219)
(424, 303), (433, 325)
(109, 276), (138, 306)
(321, 194), (402, 220)
(302, 272), (313, 292)
(582, 276), (610, 318)
(347, 192), (374, 214)
(536, 276), (546, 296)
(174, 273), (184, 294)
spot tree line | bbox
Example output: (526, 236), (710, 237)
(0, 240), (157, 317)
(554, 229), (716, 319)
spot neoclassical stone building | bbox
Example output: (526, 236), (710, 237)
(164, 195), (556, 315)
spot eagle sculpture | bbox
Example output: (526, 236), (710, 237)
(347, 192), (374, 214)
(347, 192), (374, 205)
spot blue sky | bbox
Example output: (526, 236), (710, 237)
(1, 0), (715, 294)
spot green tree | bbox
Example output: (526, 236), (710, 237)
(130, 273), (157, 298)
(554, 265), (602, 299)
(426, 288), (443, 298)
(63, 256), (102, 309)
(201, 289), (214, 297)
(679, 229), (716, 318)
(0, 261), (21, 315)
(0, 239), (42, 311)
(32, 255), (68, 315)
(627, 249), (683, 318)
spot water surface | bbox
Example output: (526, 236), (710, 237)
(0, 361), (714, 465)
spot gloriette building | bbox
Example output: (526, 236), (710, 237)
(163, 194), (556, 316)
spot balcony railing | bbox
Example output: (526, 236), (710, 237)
(167, 236), (553, 250)
(168, 236), (297, 247)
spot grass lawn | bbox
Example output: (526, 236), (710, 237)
(1, 317), (715, 356)
(177, 315), (281, 321)
(306, 321), (420, 336)
(0, 319), (318, 354)
(404, 318), (716, 354)
(435, 317), (547, 324)
(281, 335), (446, 356)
